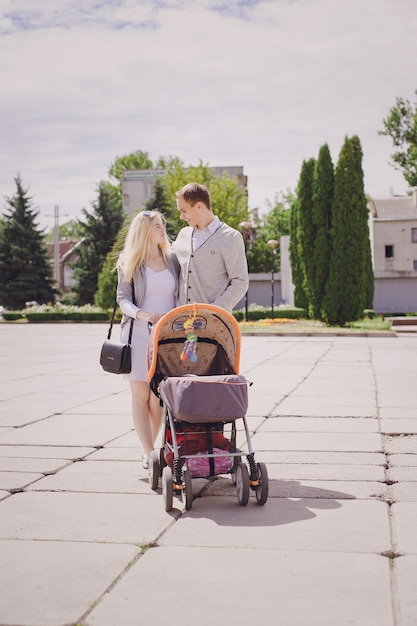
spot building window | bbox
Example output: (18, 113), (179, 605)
(385, 245), (394, 259)
(414, 260), (417, 270)
(412, 228), (417, 243)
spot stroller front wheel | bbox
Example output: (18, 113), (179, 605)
(236, 462), (250, 506)
(162, 466), (173, 512)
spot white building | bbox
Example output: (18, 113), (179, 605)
(368, 191), (417, 313)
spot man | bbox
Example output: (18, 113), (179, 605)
(173, 182), (249, 312)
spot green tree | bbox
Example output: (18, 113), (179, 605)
(94, 218), (130, 310)
(322, 136), (372, 325)
(74, 181), (124, 304)
(162, 160), (248, 235)
(296, 158), (316, 316)
(247, 191), (293, 273)
(289, 184), (308, 310)
(0, 175), (55, 309)
(311, 144), (333, 319)
(379, 90), (417, 188)
(44, 219), (84, 242)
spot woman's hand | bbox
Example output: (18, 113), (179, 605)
(136, 310), (162, 325)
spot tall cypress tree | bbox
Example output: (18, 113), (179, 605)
(0, 175), (55, 309)
(74, 181), (124, 304)
(289, 174), (308, 311)
(322, 136), (371, 325)
(312, 144), (334, 319)
(297, 158), (316, 317)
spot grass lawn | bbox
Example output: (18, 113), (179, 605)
(238, 317), (394, 335)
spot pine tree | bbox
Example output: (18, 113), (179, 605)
(322, 136), (372, 325)
(0, 176), (55, 309)
(312, 144), (334, 319)
(74, 182), (124, 304)
(296, 158), (316, 316)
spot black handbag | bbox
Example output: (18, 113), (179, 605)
(100, 283), (135, 374)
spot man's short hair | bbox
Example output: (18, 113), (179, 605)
(176, 182), (211, 210)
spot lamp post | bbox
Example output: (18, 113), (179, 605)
(267, 239), (278, 319)
(239, 221), (252, 321)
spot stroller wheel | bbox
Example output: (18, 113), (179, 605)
(236, 462), (250, 506)
(255, 462), (269, 506)
(162, 466), (174, 512)
(148, 451), (160, 490)
(183, 466), (193, 511)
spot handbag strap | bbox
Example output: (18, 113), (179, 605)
(107, 280), (136, 345)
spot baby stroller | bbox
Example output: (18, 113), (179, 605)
(147, 303), (268, 511)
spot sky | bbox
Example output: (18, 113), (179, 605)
(1, 0), (417, 232)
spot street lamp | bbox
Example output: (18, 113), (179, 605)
(239, 221), (252, 321)
(267, 239), (278, 319)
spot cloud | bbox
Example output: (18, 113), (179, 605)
(0, 0), (416, 229)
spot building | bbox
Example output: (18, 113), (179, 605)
(368, 191), (417, 313)
(45, 238), (80, 294)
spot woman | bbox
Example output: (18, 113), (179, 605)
(117, 210), (179, 469)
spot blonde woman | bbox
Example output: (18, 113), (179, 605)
(117, 210), (179, 469)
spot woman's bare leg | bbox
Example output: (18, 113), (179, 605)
(129, 381), (155, 455)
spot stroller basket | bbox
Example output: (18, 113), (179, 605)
(159, 374), (248, 423)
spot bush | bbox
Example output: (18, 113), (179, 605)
(2, 303), (109, 322)
(233, 305), (307, 322)
(2, 311), (25, 321)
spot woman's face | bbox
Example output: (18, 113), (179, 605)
(149, 215), (166, 245)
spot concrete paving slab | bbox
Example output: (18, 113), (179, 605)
(85, 547), (393, 626)
(206, 476), (386, 500)
(251, 431), (383, 452)
(0, 471), (44, 491)
(0, 412), (54, 427)
(391, 502), (417, 554)
(394, 555), (417, 626)
(387, 466), (417, 482)
(265, 461), (386, 482)
(384, 435), (417, 454)
(389, 453), (417, 467)
(0, 490), (10, 501)
(68, 393), (132, 415)
(0, 456), (72, 473)
(27, 460), (152, 494)
(159, 497), (390, 553)
(256, 450), (387, 465)
(0, 491), (180, 543)
(273, 400), (377, 417)
(260, 416), (379, 432)
(381, 419), (417, 434)
(380, 407), (417, 419)
(0, 391), (106, 416)
(0, 444), (95, 459)
(0, 412), (133, 446)
(389, 483), (417, 503)
(0, 539), (139, 626)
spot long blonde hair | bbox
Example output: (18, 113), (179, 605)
(119, 210), (170, 282)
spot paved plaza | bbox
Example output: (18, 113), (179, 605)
(0, 322), (416, 626)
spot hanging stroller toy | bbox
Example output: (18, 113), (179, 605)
(147, 303), (268, 511)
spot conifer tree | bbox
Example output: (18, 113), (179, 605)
(74, 182), (124, 304)
(312, 144), (333, 319)
(0, 176), (55, 309)
(296, 158), (316, 316)
(322, 136), (372, 325)
(289, 182), (308, 310)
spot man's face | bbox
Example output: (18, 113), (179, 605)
(176, 197), (200, 226)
